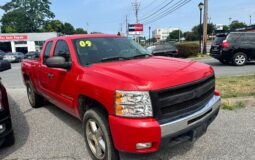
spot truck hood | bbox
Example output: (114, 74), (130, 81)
(88, 56), (214, 90)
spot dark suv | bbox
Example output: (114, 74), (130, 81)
(210, 32), (255, 66)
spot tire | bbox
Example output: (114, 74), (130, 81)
(26, 80), (44, 108)
(219, 59), (229, 65)
(83, 108), (119, 160)
(233, 52), (247, 66)
(1, 131), (15, 148)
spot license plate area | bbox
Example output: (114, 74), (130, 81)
(190, 123), (208, 141)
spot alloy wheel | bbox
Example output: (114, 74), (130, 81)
(86, 119), (106, 160)
(235, 55), (246, 65)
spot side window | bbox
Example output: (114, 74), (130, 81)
(43, 41), (53, 64)
(54, 40), (71, 62)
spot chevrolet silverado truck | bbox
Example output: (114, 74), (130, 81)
(21, 34), (221, 160)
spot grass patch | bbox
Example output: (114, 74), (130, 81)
(222, 101), (246, 110)
(216, 75), (255, 98)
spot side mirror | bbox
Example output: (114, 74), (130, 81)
(0, 60), (11, 72)
(45, 56), (72, 70)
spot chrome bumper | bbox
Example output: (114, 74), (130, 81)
(160, 95), (221, 138)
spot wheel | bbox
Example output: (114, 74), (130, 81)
(219, 59), (229, 65)
(233, 52), (247, 66)
(83, 108), (119, 160)
(26, 80), (44, 108)
(1, 131), (15, 148)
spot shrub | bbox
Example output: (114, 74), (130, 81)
(176, 43), (200, 58)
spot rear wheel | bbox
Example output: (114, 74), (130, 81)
(26, 80), (44, 108)
(83, 108), (119, 160)
(233, 52), (247, 66)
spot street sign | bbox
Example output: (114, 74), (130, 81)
(128, 24), (143, 35)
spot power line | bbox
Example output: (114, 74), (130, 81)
(142, 0), (189, 23)
(142, 0), (191, 25)
(140, 0), (174, 21)
(140, 0), (169, 17)
(140, 0), (157, 10)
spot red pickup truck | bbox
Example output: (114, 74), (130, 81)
(21, 34), (220, 160)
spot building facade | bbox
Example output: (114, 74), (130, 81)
(152, 28), (179, 41)
(0, 32), (57, 53)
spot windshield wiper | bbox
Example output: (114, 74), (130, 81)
(130, 54), (152, 59)
(101, 56), (130, 62)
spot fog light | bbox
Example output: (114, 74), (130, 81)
(0, 124), (6, 134)
(136, 142), (152, 150)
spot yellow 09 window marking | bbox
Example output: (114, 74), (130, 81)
(79, 40), (92, 47)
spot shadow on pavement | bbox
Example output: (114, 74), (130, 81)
(0, 95), (30, 159)
(44, 102), (83, 136)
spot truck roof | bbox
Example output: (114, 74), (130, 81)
(48, 34), (125, 41)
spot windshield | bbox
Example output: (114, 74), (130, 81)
(72, 37), (150, 66)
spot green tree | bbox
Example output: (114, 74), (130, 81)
(191, 23), (215, 40)
(223, 25), (229, 31)
(183, 32), (196, 41)
(166, 30), (182, 41)
(74, 28), (88, 34)
(229, 20), (247, 30)
(0, 10), (33, 33)
(0, 0), (55, 32)
(62, 23), (75, 35)
(41, 20), (63, 32)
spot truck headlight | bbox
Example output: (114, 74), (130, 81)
(115, 90), (153, 117)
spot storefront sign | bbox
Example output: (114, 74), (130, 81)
(0, 35), (28, 41)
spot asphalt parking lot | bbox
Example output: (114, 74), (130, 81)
(0, 60), (255, 160)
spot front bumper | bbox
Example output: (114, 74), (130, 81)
(160, 95), (220, 138)
(109, 95), (221, 153)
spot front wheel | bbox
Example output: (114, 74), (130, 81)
(233, 52), (247, 66)
(83, 109), (119, 160)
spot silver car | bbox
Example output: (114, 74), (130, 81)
(3, 52), (25, 63)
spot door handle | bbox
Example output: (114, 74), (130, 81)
(48, 73), (54, 79)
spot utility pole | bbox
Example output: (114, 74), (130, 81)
(228, 17), (232, 26)
(125, 15), (128, 36)
(132, 0), (141, 43)
(132, 0), (141, 24)
(149, 26), (151, 45)
(250, 15), (252, 26)
(202, 0), (208, 54)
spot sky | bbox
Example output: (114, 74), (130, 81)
(0, 0), (255, 37)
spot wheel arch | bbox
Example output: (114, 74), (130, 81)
(78, 94), (109, 120)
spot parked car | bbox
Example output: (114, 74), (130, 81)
(0, 60), (14, 148)
(210, 32), (255, 66)
(24, 51), (40, 60)
(3, 52), (25, 63)
(146, 42), (178, 57)
(22, 34), (220, 160)
(0, 51), (6, 60)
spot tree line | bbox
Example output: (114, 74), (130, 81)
(167, 21), (249, 41)
(0, 0), (87, 34)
